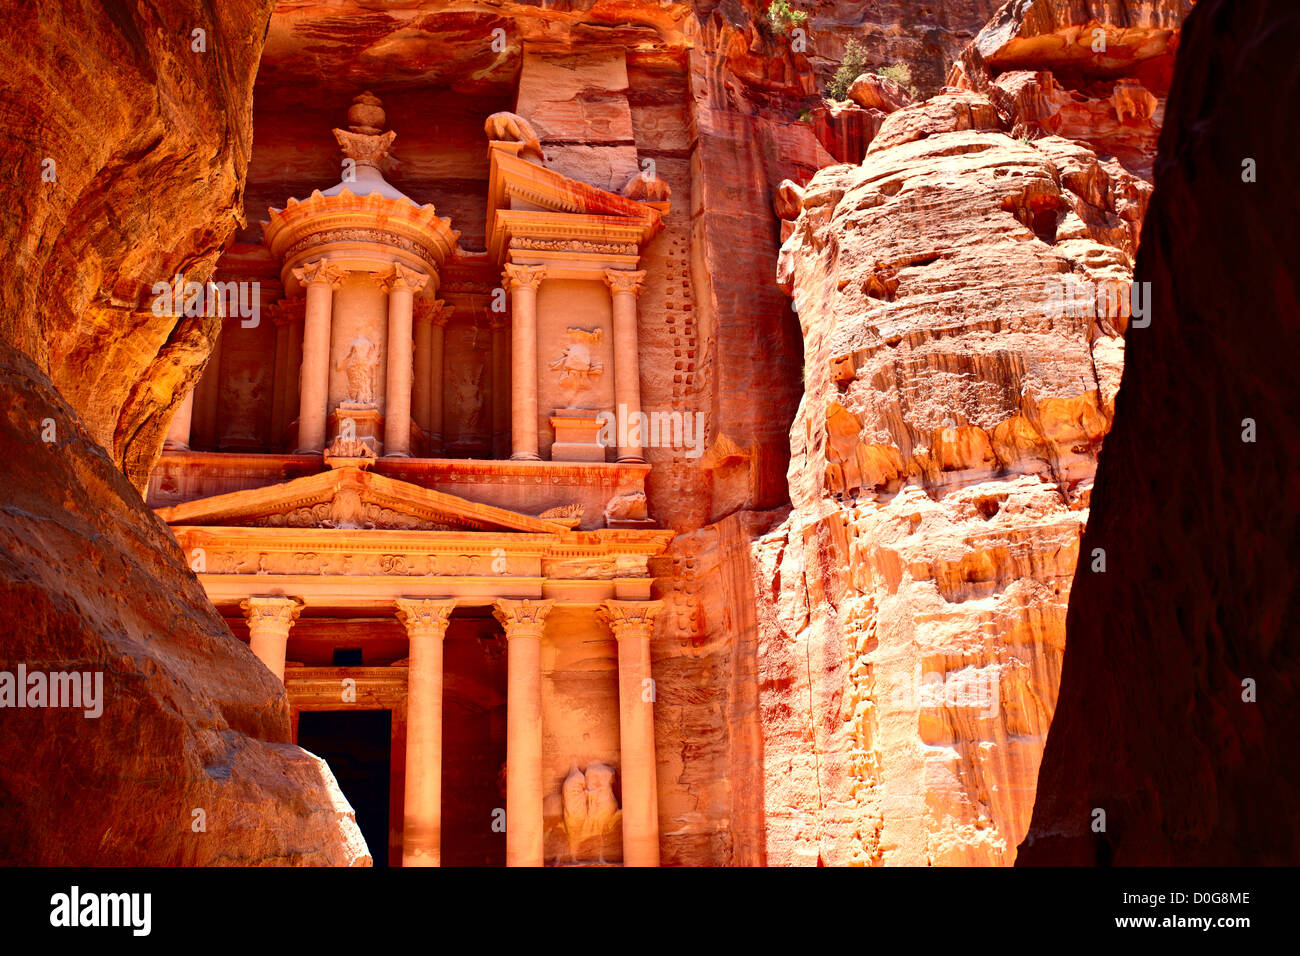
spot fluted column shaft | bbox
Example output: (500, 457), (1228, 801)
(240, 596), (304, 683)
(493, 599), (554, 866)
(604, 270), (647, 462)
(293, 260), (346, 454)
(382, 263), (429, 457)
(503, 264), (546, 461)
(601, 600), (663, 866)
(396, 598), (455, 867)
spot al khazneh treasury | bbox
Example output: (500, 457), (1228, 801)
(148, 91), (676, 867)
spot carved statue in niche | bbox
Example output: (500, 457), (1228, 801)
(337, 337), (380, 405)
(549, 328), (604, 390)
(222, 368), (266, 442)
(454, 364), (485, 436)
(543, 761), (621, 865)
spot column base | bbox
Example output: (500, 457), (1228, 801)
(616, 455), (647, 464)
(384, 451), (412, 459)
(294, 446), (324, 456)
(162, 440), (191, 452)
(510, 452), (543, 461)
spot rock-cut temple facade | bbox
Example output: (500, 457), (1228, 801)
(146, 92), (678, 867)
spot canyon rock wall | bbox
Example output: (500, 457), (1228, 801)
(0, 0), (367, 865)
(1020, 0), (1300, 865)
(748, 0), (1193, 863)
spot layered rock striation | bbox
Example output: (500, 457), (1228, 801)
(0, 0), (367, 865)
(760, 80), (1152, 863)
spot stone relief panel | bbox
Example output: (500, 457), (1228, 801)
(443, 313), (491, 452)
(543, 762), (622, 865)
(549, 327), (604, 390)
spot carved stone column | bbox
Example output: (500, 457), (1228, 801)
(240, 596), (304, 682)
(490, 313), (510, 460)
(603, 269), (647, 462)
(412, 304), (433, 450)
(381, 263), (429, 457)
(395, 598), (455, 867)
(163, 386), (194, 452)
(492, 598), (554, 866)
(269, 306), (296, 449)
(502, 264), (546, 461)
(427, 301), (450, 456)
(293, 259), (346, 453)
(600, 600), (662, 866)
(192, 325), (223, 451)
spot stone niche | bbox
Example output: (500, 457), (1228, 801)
(537, 280), (616, 459)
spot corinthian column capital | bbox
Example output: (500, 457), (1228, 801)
(380, 261), (430, 295)
(493, 598), (554, 638)
(598, 600), (662, 639)
(415, 299), (451, 327)
(502, 263), (547, 294)
(603, 269), (647, 298)
(395, 598), (456, 637)
(240, 596), (304, 634)
(292, 259), (347, 290)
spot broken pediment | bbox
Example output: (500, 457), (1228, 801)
(485, 142), (666, 264)
(155, 466), (567, 534)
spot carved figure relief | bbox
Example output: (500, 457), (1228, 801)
(454, 364), (485, 436)
(549, 328), (604, 390)
(544, 762), (622, 865)
(337, 337), (380, 405)
(222, 368), (266, 442)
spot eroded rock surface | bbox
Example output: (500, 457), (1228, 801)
(761, 84), (1150, 864)
(0, 0), (367, 865)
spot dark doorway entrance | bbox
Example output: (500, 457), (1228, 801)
(441, 614), (508, 866)
(298, 709), (392, 867)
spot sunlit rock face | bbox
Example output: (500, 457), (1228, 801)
(760, 81), (1158, 863)
(0, 0), (1209, 868)
(1021, 0), (1300, 866)
(0, 0), (367, 866)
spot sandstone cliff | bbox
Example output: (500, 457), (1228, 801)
(0, 0), (367, 865)
(1020, 0), (1300, 865)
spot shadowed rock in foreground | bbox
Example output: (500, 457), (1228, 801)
(1019, 0), (1300, 866)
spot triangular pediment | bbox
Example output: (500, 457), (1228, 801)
(155, 467), (567, 534)
(486, 147), (665, 261)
